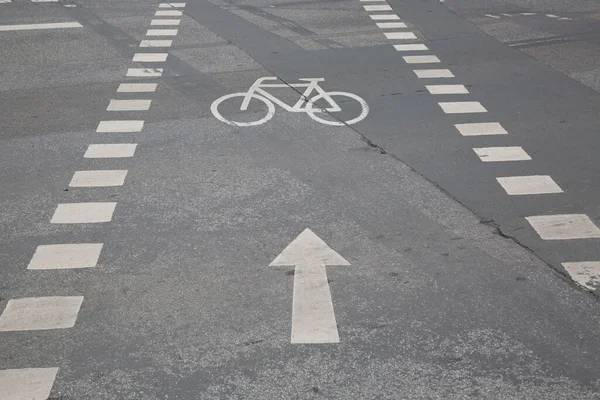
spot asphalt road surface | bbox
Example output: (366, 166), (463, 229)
(1, 0), (600, 398)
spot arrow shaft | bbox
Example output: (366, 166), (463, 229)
(291, 262), (339, 344)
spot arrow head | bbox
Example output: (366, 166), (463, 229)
(270, 228), (350, 267)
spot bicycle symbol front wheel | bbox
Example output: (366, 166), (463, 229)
(211, 93), (276, 127)
(306, 91), (369, 126)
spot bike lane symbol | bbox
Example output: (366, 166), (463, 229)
(211, 77), (369, 127)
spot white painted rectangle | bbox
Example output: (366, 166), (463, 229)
(51, 202), (117, 224)
(369, 14), (399, 20)
(150, 19), (180, 26)
(139, 40), (173, 47)
(0, 22), (82, 31)
(439, 101), (487, 114)
(376, 22), (406, 28)
(84, 144), (137, 158)
(28, 243), (103, 270)
(107, 99), (151, 111)
(562, 261), (600, 291)
(426, 84), (468, 94)
(133, 53), (168, 62)
(146, 29), (178, 36)
(0, 368), (58, 400)
(0, 297), (84, 331)
(496, 175), (563, 195)
(526, 214), (600, 240)
(384, 32), (417, 39)
(360, 0), (385, 2)
(96, 120), (144, 132)
(414, 69), (454, 78)
(363, 4), (392, 11)
(454, 122), (507, 136)
(159, 2), (186, 6)
(70, 170), (128, 187)
(473, 146), (531, 162)
(117, 83), (157, 93)
(394, 44), (428, 51)
(403, 55), (440, 64)
(126, 68), (163, 77)
(155, 10), (182, 16)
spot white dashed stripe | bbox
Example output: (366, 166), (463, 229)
(51, 203), (117, 224)
(151, 19), (180, 26)
(28, 243), (103, 270)
(107, 99), (152, 111)
(376, 22), (406, 28)
(146, 29), (178, 36)
(155, 10), (182, 16)
(117, 83), (157, 93)
(403, 55), (440, 64)
(0, 297), (84, 331)
(369, 14), (399, 20)
(562, 262), (600, 291)
(384, 32), (416, 39)
(439, 101), (487, 114)
(414, 69), (454, 78)
(70, 170), (128, 187)
(454, 122), (507, 136)
(363, 4), (392, 11)
(426, 85), (468, 94)
(126, 68), (163, 77)
(97, 120), (144, 132)
(133, 53), (168, 62)
(140, 40), (173, 47)
(0, 368), (58, 400)
(360, 0), (386, 2)
(496, 175), (563, 195)
(473, 146), (531, 162)
(0, 22), (82, 31)
(84, 144), (137, 158)
(394, 44), (428, 51)
(159, 2), (186, 7)
(526, 214), (600, 240)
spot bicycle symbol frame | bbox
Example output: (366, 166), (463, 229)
(211, 77), (369, 126)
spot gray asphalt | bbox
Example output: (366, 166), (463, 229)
(1, 0), (600, 398)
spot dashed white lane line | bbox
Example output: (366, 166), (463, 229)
(28, 243), (103, 270)
(146, 29), (178, 36)
(140, 39), (173, 47)
(438, 101), (487, 114)
(133, 53), (168, 62)
(369, 14), (400, 20)
(546, 14), (559, 18)
(51, 202), (117, 224)
(496, 175), (563, 195)
(97, 120), (144, 132)
(414, 69), (454, 78)
(376, 22), (407, 28)
(84, 144), (137, 158)
(150, 19), (181, 26)
(484, 14), (501, 18)
(562, 262), (600, 291)
(155, 10), (182, 16)
(159, 2), (186, 7)
(126, 68), (163, 77)
(0, 368), (58, 400)
(107, 99), (152, 111)
(426, 84), (469, 94)
(454, 122), (507, 136)
(403, 55), (440, 64)
(69, 170), (128, 187)
(363, 4), (392, 11)
(0, 297), (84, 331)
(394, 44), (428, 51)
(0, 22), (82, 32)
(473, 146), (531, 162)
(384, 32), (417, 40)
(526, 214), (600, 240)
(117, 83), (157, 93)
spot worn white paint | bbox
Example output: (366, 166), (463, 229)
(403, 55), (440, 64)
(146, 29), (178, 36)
(107, 99), (151, 111)
(473, 146), (531, 162)
(117, 83), (157, 93)
(394, 44), (428, 51)
(97, 120), (144, 132)
(159, 2), (186, 7)
(150, 19), (180, 26)
(454, 122), (507, 136)
(0, 297), (84, 331)
(414, 69), (454, 78)
(0, 368), (58, 400)
(363, 4), (392, 11)
(133, 53), (168, 62)
(426, 84), (468, 94)
(562, 262), (600, 291)
(439, 101), (487, 114)
(496, 175), (563, 195)
(126, 68), (163, 77)
(369, 14), (399, 20)
(526, 214), (600, 240)
(376, 22), (406, 28)
(84, 144), (137, 158)
(139, 40), (172, 47)
(270, 229), (350, 344)
(28, 243), (103, 270)
(0, 22), (82, 31)
(384, 32), (417, 39)
(70, 170), (128, 187)
(155, 10), (182, 16)
(51, 202), (117, 224)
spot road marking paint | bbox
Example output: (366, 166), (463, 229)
(28, 243), (103, 270)
(426, 84), (468, 94)
(363, 4), (392, 11)
(484, 14), (500, 19)
(270, 228), (350, 344)
(376, 22), (406, 28)
(438, 101), (487, 114)
(51, 202), (117, 224)
(0, 0), (12, 3)
(546, 14), (558, 18)
(150, 19), (180, 26)
(139, 39), (173, 47)
(360, 0), (386, 2)
(69, 170), (128, 187)
(133, 53), (168, 62)
(369, 14), (400, 20)
(155, 10), (182, 16)
(0, 297), (84, 331)
(107, 99), (152, 111)
(562, 262), (600, 291)
(146, 29), (178, 36)
(496, 175), (563, 195)
(521, 12), (536, 15)
(403, 55), (440, 63)
(394, 44), (428, 51)
(96, 120), (144, 132)
(84, 144), (137, 158)
(454, 122), (507, 136)
(473, 146), (531, 162)
(159, 2), (186, 6)
(0, 368), (58, 400)
(501, 13), (512, 17)
(126, 68), (163, 77)
(117, 83), (157, 93)
(0, 22), (82, 32)
(526, 214), (600, 240)
(384, 32), (417, 39)
(414, 69), (454, 78)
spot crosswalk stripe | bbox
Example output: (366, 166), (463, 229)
(376, 22), (406, 28)
(454, 122), (507, 136)
(394, 44), (428, 51)
(413, 69), (454, 78)
(150, 19), (180, 26)
(155, 10), (182, 16)
(473, 146), (531, 162)
(146, 29), (178, 36)
(159, 2), (186, 6)
(384, 32), (416, 39)
(117, 83), (157, 93)
(51, 202), (117, 224)
(426, 84), (469, 94)
(28, 243), (103, 270)
(562, 262), (600, 291)
(439, 101), (487, 114)
(132, 53), (168, 62)
(496, 175), (563, 195)
(126, 68), (163, 77)
(0, 297), (84, 331)
(107, 99), (152, 111)
(70, 170), (128, 187)
(403, 55), (440, 64)
(369, 14), (399, 20)
(526, 214), (600, 240)
(84, 144), (137, 158)
(0, 368), (58, 400)
(139, 40), (172, 47)
(96, 120), (144, 132)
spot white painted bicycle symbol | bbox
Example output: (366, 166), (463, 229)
(211, 77), (369, 127)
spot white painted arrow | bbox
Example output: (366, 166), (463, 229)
(270, 228), (350, 344)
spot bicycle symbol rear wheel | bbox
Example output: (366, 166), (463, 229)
(305, 91), (369, 126)
(211, 93), (276, 127)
